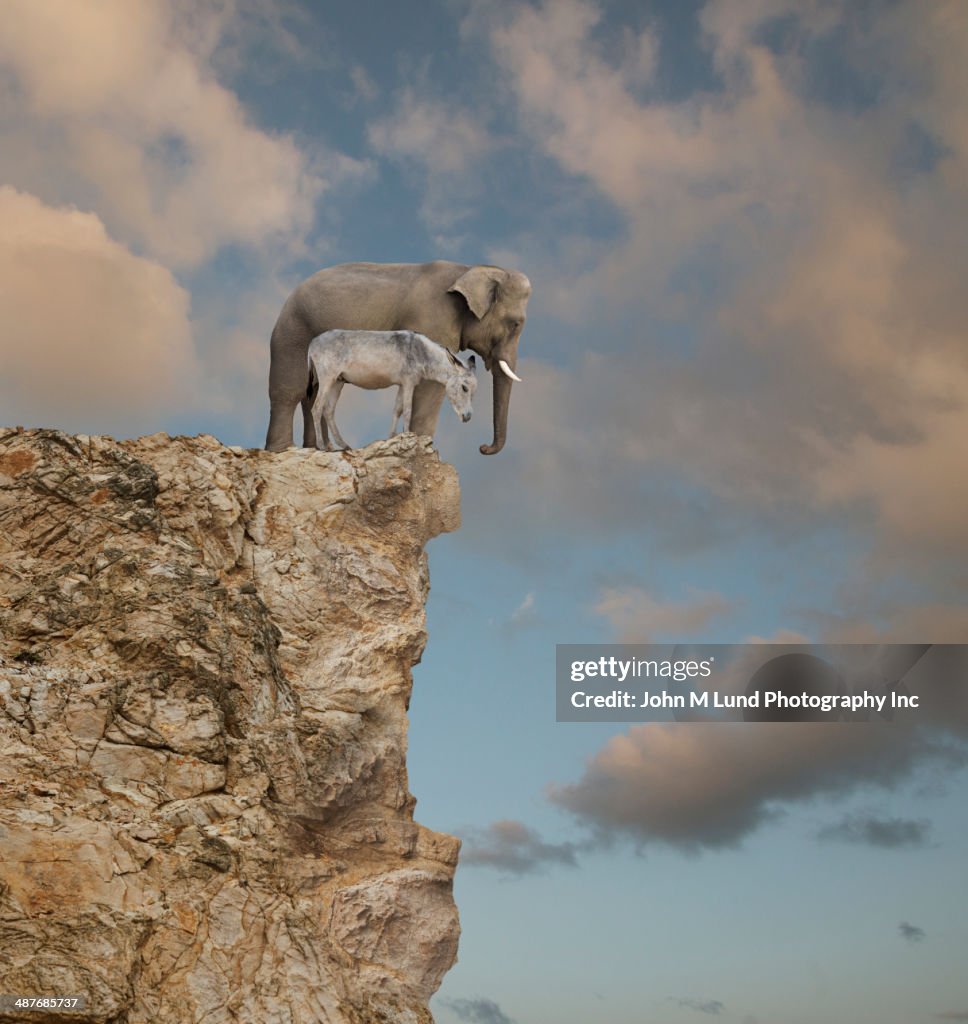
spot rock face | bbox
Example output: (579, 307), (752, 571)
(0, 428), (462, 1024)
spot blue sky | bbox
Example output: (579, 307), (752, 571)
(2, 1), (967, 1021)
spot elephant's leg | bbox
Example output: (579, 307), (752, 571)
(266, 316), (312, 452)
(266, 396), (303, 452)
(324, 380), (350, 450)
(408, 379), (445, 437)
(389, 386), (404, 436)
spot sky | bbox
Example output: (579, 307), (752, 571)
(2, 1), (967, 1021)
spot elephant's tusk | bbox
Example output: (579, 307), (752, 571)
(498, 359), (522, 382)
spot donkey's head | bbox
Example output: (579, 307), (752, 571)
(443, 352), (478, 423)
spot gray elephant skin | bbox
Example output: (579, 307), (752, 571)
(265, 260), (531, 454)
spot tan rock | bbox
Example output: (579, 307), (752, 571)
(0, 428), (461, 1024)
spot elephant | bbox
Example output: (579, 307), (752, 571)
(264, 260), (531, 454)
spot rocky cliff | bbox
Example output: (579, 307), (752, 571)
(0, 428), (462, 1024)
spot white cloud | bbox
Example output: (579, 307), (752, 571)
(0, 0), (381, 441)
(504, 590), (540, 632)
(476, 0), (968, 575)
(0, 0), (332, 266)
(367, 87), (496, 250)
(369, 89), (491, 174)
(594, 586), (732, 643)
(0, 187), (197, 433)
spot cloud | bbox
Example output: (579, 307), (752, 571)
(548, 722), (966, 851)
(0, 0), (377, 441)
(0, 187), (197, 433)
(595, 585), (733, 642)
(441, 997), (517, 1024)
(506, 591), (539, 631)
(677, 998), (725, 1016)
(511, 591), (535, 619)
(368, 87), (495, 250)
(459, 819), (579, 875)
(899, 921), (926, 943)
(0, 0), (336, 267)
(349, 65), (379, 104)
(167, 0), (323, 79)
(466, 0), (968, 587)
(810, 603), (968, 645)
(547, 644), (968, 849)
(817, 813), (931, 849)
(369, 88), (492, 175)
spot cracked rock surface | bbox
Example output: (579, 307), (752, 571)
(0, 428), (461, 1024)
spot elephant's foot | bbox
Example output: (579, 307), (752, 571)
(265, 424), (294, 452)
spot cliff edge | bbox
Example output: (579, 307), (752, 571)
(0, 428), (462, 1024)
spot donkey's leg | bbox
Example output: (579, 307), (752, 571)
(400, 381), (415, 433)
(324, 380), (350, 450)
(389, 385), (404, 437)
(309, 366), (331, 451)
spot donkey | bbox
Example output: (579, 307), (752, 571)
(306, 329), (477, 451)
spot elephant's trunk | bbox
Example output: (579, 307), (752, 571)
(480, 366), (512, 455)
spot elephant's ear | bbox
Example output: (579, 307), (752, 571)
(448, 266), (505, 320)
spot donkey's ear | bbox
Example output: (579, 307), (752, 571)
(467, 354), (477, 371)
(446, 348), (461, 367)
